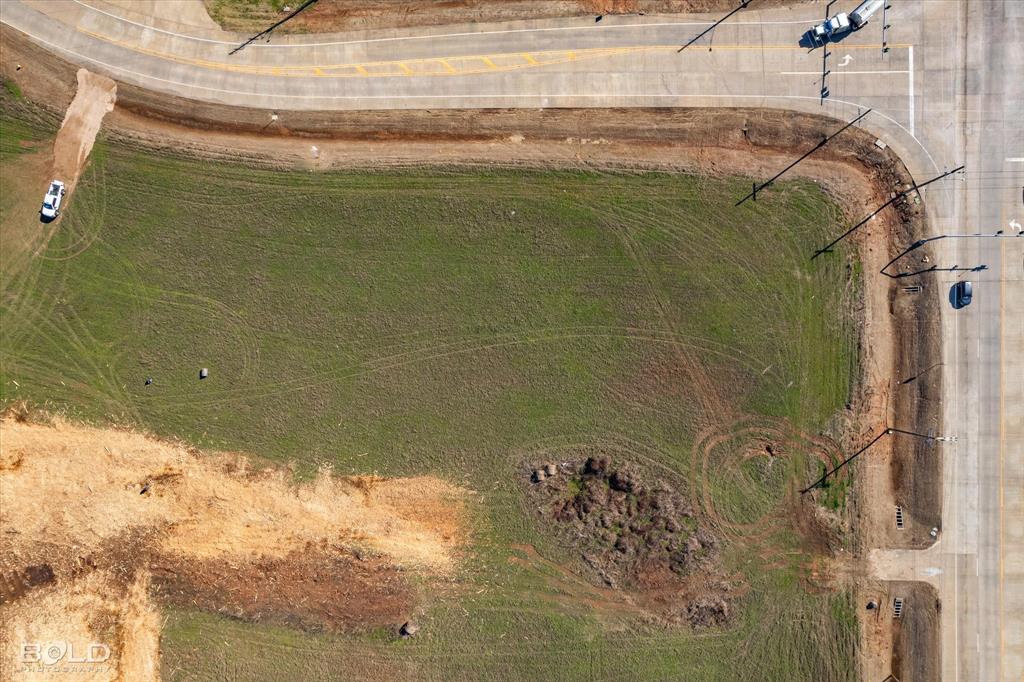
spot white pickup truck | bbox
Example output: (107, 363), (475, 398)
(40, 180), (66, 220)
(808, 0), (884, 46)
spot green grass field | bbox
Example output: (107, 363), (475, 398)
(1, 104), (859, 681)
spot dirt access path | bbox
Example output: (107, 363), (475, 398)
(0, 68), (114, 287)
(53, 69), (116, 199)
(0, 414), (468, 681)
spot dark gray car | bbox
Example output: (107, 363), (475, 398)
(953, 281), (973, 308)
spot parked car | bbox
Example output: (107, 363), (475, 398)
(953, 280), (973, 308)
(40, 180), (66, 220)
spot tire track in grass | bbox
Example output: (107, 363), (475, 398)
(690, 416), (846, 558)
(136, 326), (783, 411)
(603, 214), (733, 428)
(3, 305), (135, 416)
(41, 152), (109, 263)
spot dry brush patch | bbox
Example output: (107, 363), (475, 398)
(520, 432), (843, 629)
(0, 414), (468, 680)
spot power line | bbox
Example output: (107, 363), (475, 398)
(736, 108), (871, 206)
(677, 0), (753, 53)
(800, 427), (943, 494)
(229, 0), (320, 56)
(811, 164), (965, 259)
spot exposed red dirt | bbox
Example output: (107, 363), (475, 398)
(151, 545), (414, 632)
(203, 0), (809, 34)
(0, 413), (467, 679)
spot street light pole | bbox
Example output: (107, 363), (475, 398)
(800, 426), (951, 494)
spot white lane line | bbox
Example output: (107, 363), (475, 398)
(908, 45), (915, 137)
(1006, 158), (1024, 163)
(71, 0), (816, 48)
(780, 70), (910, 75)
(10, 23), (942, 174)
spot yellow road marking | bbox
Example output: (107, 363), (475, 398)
(77, 29), (909, 79)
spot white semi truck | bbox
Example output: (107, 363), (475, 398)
(808, 0), (885, 46)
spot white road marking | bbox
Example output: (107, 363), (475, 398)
(780, 70), (909, 75)
(8, 22), (942, 176)
(1005, 158), (1024, 163)
(839, 54), (853, 67)
(69, 0), (816, 49)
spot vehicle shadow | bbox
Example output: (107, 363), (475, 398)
(799, 28), (859, 50)
(799, 32), (819, 50)
(949, 284), (965, 310)
(38, 213), (56, 224)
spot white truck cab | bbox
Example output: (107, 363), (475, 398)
(809, 0), (882, 46)
(810, 13), (852, 45)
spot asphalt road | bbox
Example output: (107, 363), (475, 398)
(2, 1), (1021, 679)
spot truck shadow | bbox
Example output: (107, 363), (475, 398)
(799, 29), (859, 51)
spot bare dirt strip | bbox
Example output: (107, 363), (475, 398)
(201, 0), (810, 34)
(53, 69), (116, 199)
(0, 24), (941, 681)
(0, 412), (468, 681)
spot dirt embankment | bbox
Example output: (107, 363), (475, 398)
(0, 412), (467, 681)
(203, 0), (808, 34)
(859, 580), (940, 682)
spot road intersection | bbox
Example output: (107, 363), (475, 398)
(1, 1), (1020, 679)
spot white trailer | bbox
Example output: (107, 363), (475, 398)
(850, 0), (884, 28)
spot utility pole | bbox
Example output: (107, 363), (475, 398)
(812, 164), (965, 258)
(229, 0), (320, 56)
(800, 427), (950, 494)
(879, 229), (1020, 278)
(737, 109), (871, 205)
(678, 0), (752, 52)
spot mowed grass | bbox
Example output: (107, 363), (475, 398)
(1, 108), (859, 681)
(203, 0), (294, 32)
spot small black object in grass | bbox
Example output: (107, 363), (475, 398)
(145, 377), (153, 386)
(199, 368), (209, 380)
